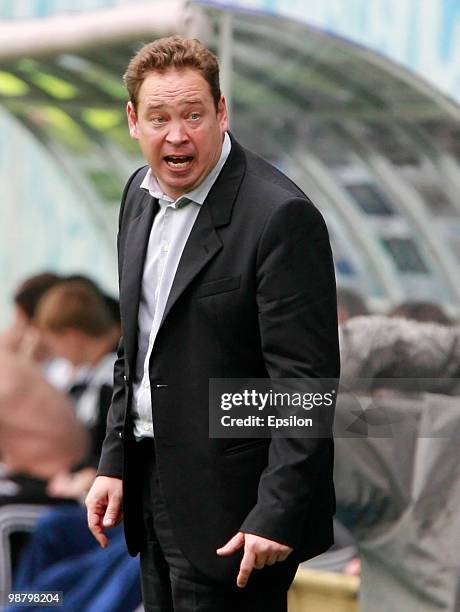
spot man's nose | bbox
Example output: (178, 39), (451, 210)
(166, 121), (188, 145)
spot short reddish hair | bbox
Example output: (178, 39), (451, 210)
(124, 36), (221, 110)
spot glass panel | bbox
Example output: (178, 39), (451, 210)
(301, 122), (353, 168)
(410, 181), (456, 216)
(350, 121), (458, 216)
(381, 237), (429, 273)
(232, 16), (384, 116)
(345, 183), (395, 216)
(356, 121), (421, 166)
(419, 120), (460, 164)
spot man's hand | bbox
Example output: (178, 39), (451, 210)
(216, 532), (293, 588)
(85, 475), (123, 548)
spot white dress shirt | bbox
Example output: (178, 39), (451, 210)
(132, 132), (231, 439)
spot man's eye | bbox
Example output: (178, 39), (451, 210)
(152, 116), (166, 125)
(189, 112), (201, 121)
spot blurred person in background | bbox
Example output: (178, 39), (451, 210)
(8, 502), (142, 612)
(335, 310), (460, 611)
(339, 310), (460, 383)
(0, 272), (62, 365)
(65, 273), (121, 333)
(1, 272), (120, 391)
(34, 279), (120, 497)
(0, 277), (119, 505)
(322, 286), (370, 578)
(0, 275), (120, 596)
(0, 274), (91, 507)
(3, 281), (136, 611)
(0, 350), (87, 495)
(337, 286), (369, 324)
(389, 300), (452, 326)
(0, 351), (87, 583)
(0, 272), (61, 355)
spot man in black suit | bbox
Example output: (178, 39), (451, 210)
(86, 36), (340, 612)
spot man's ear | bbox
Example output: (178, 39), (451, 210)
(127, 101), (139, 139)
(217, 95), (229, 132)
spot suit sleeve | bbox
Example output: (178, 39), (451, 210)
(96, 168), (145, 478)
(96, 337), (126, 478)
(239, 197), (340, 549)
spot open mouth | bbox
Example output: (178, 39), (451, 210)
(164, 155), (193, 169)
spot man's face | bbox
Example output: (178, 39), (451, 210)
(127, 68), (228, 199)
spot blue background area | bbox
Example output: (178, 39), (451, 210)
(204, 0), (460, 102)
(0, 0), (459, 100)
(440, 0), (458, 59)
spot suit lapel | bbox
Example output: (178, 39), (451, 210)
(121, 192), (158, 365)
(160, 136), (246, 327)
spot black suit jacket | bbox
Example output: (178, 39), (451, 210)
(98, 135), (340, 583)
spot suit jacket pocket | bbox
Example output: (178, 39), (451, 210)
(196, 275), (241, 298)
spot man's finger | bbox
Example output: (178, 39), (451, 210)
(103, 493), (122, 527)
(87, 511), (108, 548)
(237, 548), (255, 588)
(85, 476), (123, 548)
(277, 549), (292, 562)
(265, 553), (278, 566)
(91, 526), (108, 548)
(216, 532), (244, 556)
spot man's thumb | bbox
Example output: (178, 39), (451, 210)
(216, 532), (245, 556)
